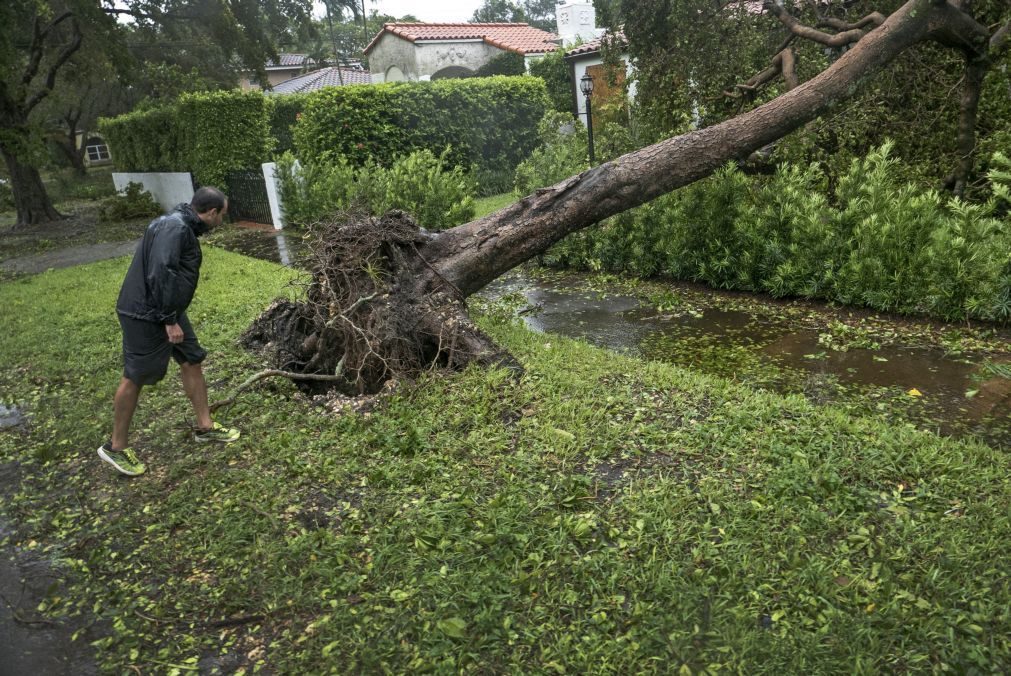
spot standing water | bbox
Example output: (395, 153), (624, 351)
(484, 271), (1011, 448)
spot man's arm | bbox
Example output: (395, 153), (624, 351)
(145, 224), (185, 326)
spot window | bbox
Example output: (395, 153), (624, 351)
(86, 143), (110, 162)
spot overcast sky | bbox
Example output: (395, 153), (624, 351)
(367, 0), (486, 22)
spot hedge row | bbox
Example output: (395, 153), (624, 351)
(293, 76), (549, 176)
(99, 91), (273, 187)
(100, 77), (549, 189)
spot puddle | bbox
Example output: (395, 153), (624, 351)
(0, 404), (24, 428)
(483, 271), (1011, 448)
(209, 226), (305, 267)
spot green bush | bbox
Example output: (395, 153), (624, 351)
(528, 50), (574, 114)
(277, 149), (475, 230)
(473, 52), (525, 78)
(514, 111), (587, 195)
(99, 90), (273, 187)
(533, 141), (1011, 324)
(293, 77), (549, 192)
(269, 93), (310, 158)
(99, 105), (182, 174)
(99, 181), (162, 221)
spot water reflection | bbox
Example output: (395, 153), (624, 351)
(483, 272), (1010, 448)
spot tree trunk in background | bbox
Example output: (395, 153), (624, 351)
(1, 143), (62, 227)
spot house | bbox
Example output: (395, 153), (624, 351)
(240, 53), (319, 91)
(364, 22), (560, 82)
(268, 67), (372, 94)
(78, 133), (112, 167)
(563, 31), (633, 127)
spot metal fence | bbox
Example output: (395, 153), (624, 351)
(225, 169), (273, 225)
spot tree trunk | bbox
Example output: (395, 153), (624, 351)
(1, 143), (62, 228)
(245, 0), (995, 395)
(422, 0), (989, 297)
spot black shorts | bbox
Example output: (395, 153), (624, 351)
(118, 313), (207, 386)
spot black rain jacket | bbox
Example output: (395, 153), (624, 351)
(116, 203), (208, 325)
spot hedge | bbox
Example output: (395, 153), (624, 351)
(269, 93), (310, 157)
(99, 91), (273, 187)
(293, 76), (550, 176)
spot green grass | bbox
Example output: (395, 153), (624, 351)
(474, 192), (517, 219)
(1, 248), (1010, 673)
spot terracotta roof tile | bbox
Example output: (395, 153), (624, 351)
(269, 67), (372, 94)
(365, 23), (559, 56)
(564, 30), (626, 59)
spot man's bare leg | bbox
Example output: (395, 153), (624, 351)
(180, 362), (213, 430)
(112, 377), (141, 450)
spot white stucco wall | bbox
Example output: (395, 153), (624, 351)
(112, 172), (194, 212)
(369, 35), (513, 82)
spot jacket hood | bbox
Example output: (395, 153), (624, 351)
(173, 203), (209, 236)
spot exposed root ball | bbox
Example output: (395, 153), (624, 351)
(242, 211), (518, 395)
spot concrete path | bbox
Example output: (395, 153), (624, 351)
(0, 239), (140, 276)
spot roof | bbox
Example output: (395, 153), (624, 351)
(364, 23), (560, 56)
(268, 67), (372, 94)
(266, 53), (315, 69)
(564, 30), (626, 59)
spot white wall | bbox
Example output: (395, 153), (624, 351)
(112, 172), (193, 212)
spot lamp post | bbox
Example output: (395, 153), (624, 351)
(579, 72), (595, 165)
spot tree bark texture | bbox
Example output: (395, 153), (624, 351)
(1, 142), (62, 227)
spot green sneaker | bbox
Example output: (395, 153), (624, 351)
(97, 443), (146, 476)
(194, 421), (240, 444)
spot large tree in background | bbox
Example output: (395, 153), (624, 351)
(1, 0), (314, 228)
(471, 0), (558, 31)
(598, 0), (1011, 195)
(248, 0), (1011, 394)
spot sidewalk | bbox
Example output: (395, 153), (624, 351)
(0, 239), (140, 276)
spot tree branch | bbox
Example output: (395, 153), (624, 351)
(22, 12), (74, 87)
(24, 20), (82, 114)
(991, 20), (1011, 54)
(764, 1), (883, 48)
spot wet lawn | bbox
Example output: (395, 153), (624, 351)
(1, 249), (1010, 672)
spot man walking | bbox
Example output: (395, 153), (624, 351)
(98, 187), (240, 476)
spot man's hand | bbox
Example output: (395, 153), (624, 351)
(166, 323), (184, 344)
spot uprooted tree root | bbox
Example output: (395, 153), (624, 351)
(239, 210), (519, 398)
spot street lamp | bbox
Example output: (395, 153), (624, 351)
(579, 72), (595, 165)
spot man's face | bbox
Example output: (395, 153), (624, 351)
(204, 200), (228, 230)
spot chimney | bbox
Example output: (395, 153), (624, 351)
(555, 1), (602, 46)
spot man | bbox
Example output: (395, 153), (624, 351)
(98, 187), (240, 476)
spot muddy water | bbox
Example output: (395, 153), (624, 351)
(486, 273), (1011, 448)
(213, 228), (1011, 448)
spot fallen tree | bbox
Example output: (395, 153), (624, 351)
(245, 0), (1010, 395)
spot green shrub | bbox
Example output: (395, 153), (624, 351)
(531, 138), (1011, 324)
(277, 149), (475, 230)
(99, 105), (182, 173)
(99, 181), (162, 221)
(294, 77), (548, 189)
(99, 90), (273, 187)
(269, 93), (310, 158)
(473, 52), (525, 78)
(528, 50), (573, 114)
(514, 111), (587, 195)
